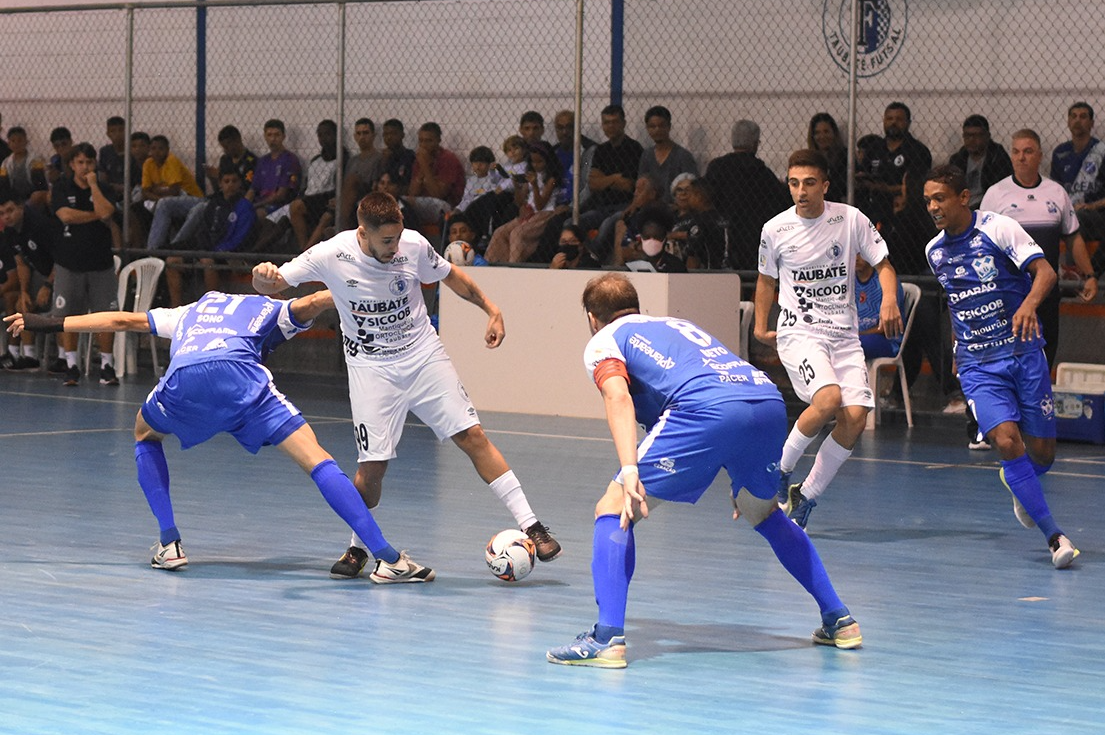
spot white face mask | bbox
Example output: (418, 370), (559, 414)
(641, 238), (664, 257)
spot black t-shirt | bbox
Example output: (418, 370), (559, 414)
(587, 137), (644, 209)
(219, 149), (259, 189)
(0, 205), (56, 276)
(50, 176), (114, 272)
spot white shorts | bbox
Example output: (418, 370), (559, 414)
(776, 333), (874, 408)
(347, 344), (479, 462)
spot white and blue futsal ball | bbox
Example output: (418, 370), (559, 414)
(443, 239), (475, 266)
(485, 529), (536, 582)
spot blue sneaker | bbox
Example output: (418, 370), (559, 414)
(812, 614), (862, 649)
(546, 626), (627, 668)
(775, 470), (792, 511)
(787, 482), (817, 529)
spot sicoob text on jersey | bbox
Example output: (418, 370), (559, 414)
(342, 275), (413, 357)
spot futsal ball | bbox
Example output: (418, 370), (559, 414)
(444, 240), (475, 266)
(485, 529), (536, 582)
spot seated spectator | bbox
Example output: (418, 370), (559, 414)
(405, 121), (466, 231)
(126, 131), (151, 246)
(549, 223), (602, 270)
(46, 127), (73, 186)
(949, 114), (1013, 209)
(204, 124), (258, 193)
(250, 118), (301, 220)
(551, 109), (597, 205)
(620, 216), (687, 273)
(484, 141), (562, 264)
(372, 171), (417, 227)
(638, 105), (698, 204)
(444, 213), (489, 266)
(519, 110), (546, 145)
(578, 104), (644, 262)
(165, 166), (255, 306)
(0, 112), (9, 163)
(0, 126), (49, 210)
(808, 112), (848, 202)
(676, 178), (728, 270)
(140, 135), (205, 251)
(450, 145), (506, 248)
(284, 119), (347, 251)
(611, 176), (663, 265)
(379, 118), (415, 195)
(855, 254), (905, 360)
(340, 117), (384, 228)
(705, 119), (790, 270)
(667, 172), (697, 261)
(0, 191), (56, 366)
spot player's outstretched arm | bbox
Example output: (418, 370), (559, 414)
(442, 266), (505, 348)
(252, 262), (290, 294)
(873, 258), (903, 338)
(4, 310), (149, 338)
(290, 290), (335, 322)
(753, 273), (778, 346)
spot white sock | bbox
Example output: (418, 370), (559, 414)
(65, 350), (78, 368)
(780, 426), (818, 474)
(7, 345), (18, 358)
(350, 532), (367, 551)
(489, 470), (537, 530)
(101, 352), (114, 369)
(22, 344), (37, 359)
(801, 434), (853, 500)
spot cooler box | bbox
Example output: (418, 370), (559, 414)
(1053, 363), (1105, 444)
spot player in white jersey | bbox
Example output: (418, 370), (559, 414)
(755, 149), (902, 528)
(980, 128), (1098, 368)
(252, 192), (561, 578)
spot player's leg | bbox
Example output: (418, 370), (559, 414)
(133, 409), (187, 570)
(775, 337), (839, 506)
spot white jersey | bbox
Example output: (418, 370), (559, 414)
(277, 228), (451, 365)
(979, 175), (1077, 266)
(758, 201), (888, 340)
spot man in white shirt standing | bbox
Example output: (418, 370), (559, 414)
(252, 191), (562, 578)
(754, 149), (902, 528)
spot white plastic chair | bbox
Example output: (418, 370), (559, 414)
(866, 282), (921, 430)
(79, 255), (122, 375)
(112, 257), (166, 377)
(738, 300), (755, 361)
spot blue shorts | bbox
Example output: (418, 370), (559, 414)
(959, 350), (1056, 439)
(633, 398), (787, 504)
(141, 360), (306, 453)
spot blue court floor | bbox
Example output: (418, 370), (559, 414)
(2, 370), (1103, 735)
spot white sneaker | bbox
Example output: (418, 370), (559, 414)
(1049, 534), (1080, 570)
(369, 550), (435, 584)
(150, 540), (188, 570)
(943, 397), (967, 414)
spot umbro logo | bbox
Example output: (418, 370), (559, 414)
(346, 279), (359, 286)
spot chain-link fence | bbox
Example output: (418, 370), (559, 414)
(2, 0), (1105, 277)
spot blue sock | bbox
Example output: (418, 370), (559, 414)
(1029, 457), (1052, 477)
(592, 514), (634, 641)
(754, 508), (844, 616)
(134, 440), (179, 546)
(1001, 455), (1061, 540)
(311, 459), (398, 563)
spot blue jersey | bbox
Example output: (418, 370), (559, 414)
(583, 314), (781, 430)
(147, 292), (313, 379)
(925, 211), (1045, 366)
(855, 271), (904, 352)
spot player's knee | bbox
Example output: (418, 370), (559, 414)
(811, 384), (843, 413)
(452, 424), (489, 453)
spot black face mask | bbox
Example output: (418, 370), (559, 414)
(558, 245), (580, 260)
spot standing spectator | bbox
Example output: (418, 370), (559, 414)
(141, 135), (205, 251)
(579, 105), (644, 263)
(49, 143), (119, 386)
(854, 102), (934, 274)
(406, 121), (466, 225)
(1050, 101), (1105, 273)
(249, 119), (301, 220)
(46, 127), (73, 186)
(948, 115), (1013, 210)
(638, 105), (698, 204)
(286, 119), (348, 251)
(97, 116), (135, 205)
(340, 117), (384, 228)
(807, 112), (848, 202)
(755, 149), (901, 529)
(705, 119), (790, 270)
(923, 165), (1078, 569)
(982, 128), (1098, 368)
(0, 127), (49, 210)
(378, 118), (415, 195)
(484, 141), (561, 264)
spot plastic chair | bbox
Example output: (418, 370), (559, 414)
(738, 300), (754, 361)
(79, 255), (122, 376)
(866, 282), (921, 430)
(112, 257), (166, 377)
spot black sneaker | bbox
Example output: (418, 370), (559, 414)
(99, 364), (119, 386)
(329, 546), (369, 579)
(0, 352), (15, 370)
(48, 357), (69, 374)
(12, 356), (41, 371)
(63, 365), (80, 386)
(524, 522), (562, 562)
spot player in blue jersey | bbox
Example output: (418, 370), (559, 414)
(4, 291), (434, 582)
(923, 165), (1079, 569)
(546, 273), (862, 668)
